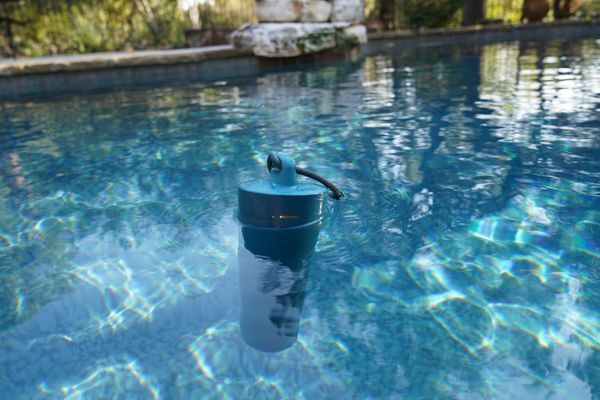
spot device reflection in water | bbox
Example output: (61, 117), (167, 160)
(238, 221), (322, 352)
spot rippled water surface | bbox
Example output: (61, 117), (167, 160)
(1, 38), (599, 399)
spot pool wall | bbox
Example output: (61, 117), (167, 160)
(0, 21), (598, 99)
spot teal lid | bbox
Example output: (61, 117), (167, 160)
(239, 153), (324, 196)
(238, 153), (327, 228)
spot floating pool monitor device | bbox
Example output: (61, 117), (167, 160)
(238, 153), (342, 352)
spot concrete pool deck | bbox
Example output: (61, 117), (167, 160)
(0, 20), (598, 98)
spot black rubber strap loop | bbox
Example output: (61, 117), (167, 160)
(267, 154), (344, 200)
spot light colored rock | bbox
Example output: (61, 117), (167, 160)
(300, 0), (333, 22)
(230, 20), (368, 57)
(342, 24), (367, 44)
(298, 23), (336, 53)
(252, 23), (304, 57)
(250, 23), (337, 57)
(331, 0), (364, 23)
(332, 21), (351, 28)
(256, 0), (302, 22)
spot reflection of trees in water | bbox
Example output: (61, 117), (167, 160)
(0, 115), (68, 331)
(0, 39), (598, 397)
(309, 39), (599, 398)
(353, 44), (526, 251)
(0, 86), (253, 332)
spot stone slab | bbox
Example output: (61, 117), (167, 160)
(251, 23), (337, 57)
(301, 1), (333, 22)
(342, 25), (368, 45)
(256, 0), (333, 23)
(256, 0), (302, 22)
(232, 22), (364, 57)
(331, 0), (364, 23)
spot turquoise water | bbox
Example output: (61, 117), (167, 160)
(0, 38), (599, 399)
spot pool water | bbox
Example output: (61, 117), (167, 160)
(1, 38), (599, 399)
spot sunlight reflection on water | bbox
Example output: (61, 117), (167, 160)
(0, 38), (599, 399)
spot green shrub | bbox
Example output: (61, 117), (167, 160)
(399, 0), (463, 28)
(1, 0), (186, 57)
(578, 0), (600, 18)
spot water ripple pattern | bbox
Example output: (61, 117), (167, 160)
(0, 38), (599, 399)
